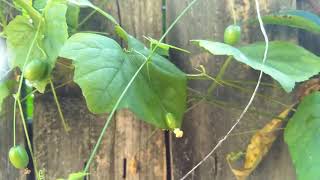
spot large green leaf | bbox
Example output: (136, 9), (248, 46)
(43, 0), (68, 66)
(260, 10), (320, 34)
(31, 0), (68, 92)
(5, 0), (68, 92)
(60, 33), (187, 128)
(5, 16), (43, 69)
(285, 92), (320, 180)
(193, 40), (320, 92)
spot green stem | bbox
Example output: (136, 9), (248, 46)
(78, 10), (96, 27)
(12, 18), (42, 179)
(83, 0), (200, 172)
(17, 98), (39, 180)
(13, 0), (43, 25)
(224, 79), (281, 89)
(49, 79), (70, 132)
(84, 55), (148, 172)
(92, 6), (119, 26)
(207, 56), (233, 93)
(13, 98), (17, 146)
(0, 0), (20, 11)
(221, 80), (290, 107)
(186, 73), (206, 80)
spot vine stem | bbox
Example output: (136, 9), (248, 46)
(13, 0), (43, 25)
(207, 55), (233, 93)
(180, 0), (269, 179)
(49, 79), (70, 132)
(12, 16), (42, 180)
(13, 97), (16, 146)
(17, 98), (39, 180)
(92, 6), (119, 25)
(84, 0), (200, 172)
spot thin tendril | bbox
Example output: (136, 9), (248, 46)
(13, 16), (42, 180)
(180, 0), (269, 179)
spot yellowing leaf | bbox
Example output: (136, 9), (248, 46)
(227, 106), (293, 180)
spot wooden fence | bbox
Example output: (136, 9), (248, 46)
(1, 0), (320, 179)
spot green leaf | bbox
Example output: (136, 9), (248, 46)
(60, 33), (187, 128)
(145, 36), (190, 56)
(5, 0), (68, 93)
(5, 16), (43, 69)
(260, 10), (320, 34)
(285, 92), (320, 180)
(67, 0), (93, 8)
(67, 171), (88, 180)
(43, 0), (68, 65)
(33, 0), (47, 11)
(66, 4), (80, 33)
(31, 0), (68, 92)
(193, 40), (320, 92)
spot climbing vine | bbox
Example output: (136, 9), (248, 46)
(0, 0), (320, 179)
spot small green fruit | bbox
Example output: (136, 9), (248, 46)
(24, 59), (48, 81)
(9, 145), (29, 169)
(224, 24), (241, 45)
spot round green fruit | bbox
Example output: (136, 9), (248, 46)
(24, 59), (48, 81)
(9, 145), (29, 169)
(224, 24), (241, 45)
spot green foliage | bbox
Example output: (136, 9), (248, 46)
(66, 5), (80, 33)
(285, 92), (320, 180)
(193, 40), (320, 92)
(33, 0), (47, 11)
(68, 0), (93, 8)
(145, 36), (190, 56)
(0, 80), (14, 112)
(260, 10), (320, 34)
(24, 59), (48, 81)
(60, 33), (187, 129)
(67, 172), (89, 180)
(5, 0), (68, 92)
(5, 16), (43, 69)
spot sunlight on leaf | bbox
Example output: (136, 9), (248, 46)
(60, 33), (187, 129)
(193, 40), (320, 92)
(260, 10), (320, 34)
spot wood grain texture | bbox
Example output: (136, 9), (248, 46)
(167, 0), (297, 179)
(114, 1), (166, 180)
(33, 96), (113, 179)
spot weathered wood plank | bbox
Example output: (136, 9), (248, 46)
(167, 0), (297, 179)
(114, 1), (166, 180)
(33, 95), (113, 179)
(0, 91), (25, 180)
(32, 1), (118, 179)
